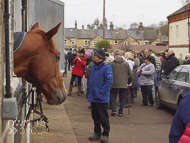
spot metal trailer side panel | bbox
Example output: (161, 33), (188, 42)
(28, 0), (65, 72)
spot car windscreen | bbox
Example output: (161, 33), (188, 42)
(176, 67), (189, 82)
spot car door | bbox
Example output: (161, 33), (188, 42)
(160, 66), (182, 104)
(169, 67), (189, 109)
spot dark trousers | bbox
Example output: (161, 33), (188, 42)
(70, 74), (82, 86)
(68, 59), (72, 70)
(141, 85), (154, 105)
(110, 88), (127, 112)
(91, 102), (110, 137)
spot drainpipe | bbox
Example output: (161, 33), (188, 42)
(4, 0), (11, 98)
(22, 0), (27, 32)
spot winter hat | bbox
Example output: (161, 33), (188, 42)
(79, 48), (85, 54)
(115, 50), (123, 56)
(94, 49), (105, 60)
(85, 50), (91, 58)
(73, 48), (77, 52)
(145, 56), (151, 61)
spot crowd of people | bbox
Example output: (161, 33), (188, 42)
(63, 47), (182, 143)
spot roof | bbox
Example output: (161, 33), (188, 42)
(161, 36), (168, 42)
(168, 3), (190, 17)
(127, 30), (144, 40)
(97, 29), (112, 39)
(143, 30), (157, 40)
(65, 28), (77, 38)
(77, 29), (97, 39)
(112, 45), (168, 53)
(112, 30), (127, 40)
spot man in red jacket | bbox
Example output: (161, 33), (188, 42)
(68, 48), (86, 96)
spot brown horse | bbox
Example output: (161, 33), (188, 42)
(14, 23), (66, 105)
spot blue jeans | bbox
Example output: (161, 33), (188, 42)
(75, 77), (78, 85)
(130, 89), (134, 100)
(154, 70), (161, 88)
(137, 77), (141, 89)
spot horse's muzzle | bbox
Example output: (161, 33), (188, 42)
(47, 89), (66, 105)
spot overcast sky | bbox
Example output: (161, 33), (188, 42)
(61, 0), (184, 29)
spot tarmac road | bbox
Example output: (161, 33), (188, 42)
(63, 71), (175, 143)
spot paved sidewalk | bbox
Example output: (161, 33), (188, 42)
(31, 95), (78, 143)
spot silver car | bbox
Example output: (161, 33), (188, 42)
(156, 65), (190, 110)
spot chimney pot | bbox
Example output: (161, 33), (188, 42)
(110, 22), (114, 31)
(75, 20), (77, 29)
(82, 25), (84, 30)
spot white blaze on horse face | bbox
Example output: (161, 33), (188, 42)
(63, 81), (67, 96)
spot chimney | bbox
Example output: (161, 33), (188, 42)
(75, 20), (77, 29)
(82, 25), (84, 30)
(158, 31), (161, 43)
(139, 22), (143, 31)
(110, 22), (114, 31)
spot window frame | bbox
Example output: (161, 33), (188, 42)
(138, 41), (141, 45)
(124, 41), (128, 45)
(144, 41), (149, 45)
(93, 41), (96, 46)
(84, 40), (88, 46)
(115, 41), (118, 45)
(64, 39), (67, 45)
(71, 39), (75, 45)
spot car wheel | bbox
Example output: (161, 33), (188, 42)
(155, 89), (163, 109)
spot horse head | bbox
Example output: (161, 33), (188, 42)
(14, 23), (67, 105)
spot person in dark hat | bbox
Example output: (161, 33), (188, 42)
(68, 48), (86, 96)
(87, 49), (113, 143)
(67, 48), (73, 71)
(137, 56), (155, 106)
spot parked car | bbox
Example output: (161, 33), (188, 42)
(156, 65), (190, 110)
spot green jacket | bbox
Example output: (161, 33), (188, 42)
(140, 55), (156, 68)
(135, 57), (140, 68)
(111, 57), (133, 88)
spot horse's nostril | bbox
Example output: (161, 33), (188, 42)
(56, 96), (61, 103)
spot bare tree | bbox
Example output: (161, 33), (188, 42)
(129, 22), (139, 30)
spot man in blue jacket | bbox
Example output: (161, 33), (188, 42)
(169, 91), (190, 143)
(87, 49), (113, 143)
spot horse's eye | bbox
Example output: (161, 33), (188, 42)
(56, 56), (60, 61)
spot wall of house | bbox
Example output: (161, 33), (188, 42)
(89, 36), (103, 48)
(170, 47), (189, 59)
(77, 38), (91, 48)
(169, 18), (189, 46)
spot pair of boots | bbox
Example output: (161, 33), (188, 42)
(68, 85), (82, 96)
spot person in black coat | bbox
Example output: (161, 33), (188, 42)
(67, 48), (73, 70)
(71, 49), (77, 63)
(162, 49), (180, 76)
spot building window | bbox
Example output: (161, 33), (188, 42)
(108, 40), (111, 44)
(93, 41), (96, 46)
(144, 41), (149, 45)
(176, 25), (178, 41)
(115, 41), (118, 45)
(84, 40), (88, 46)
(132, 42), (135, 45)
(71, 39), (75, 45)
(138, 41), (141, 45)
(154, 42), (158, 45)
(170, 27), (172, 41)
(124, 41), (128, 45)
(64, 39), (67, 45)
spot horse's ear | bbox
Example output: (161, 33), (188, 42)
(45, 22), (62, 40)
(31, 23), (39, 30)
